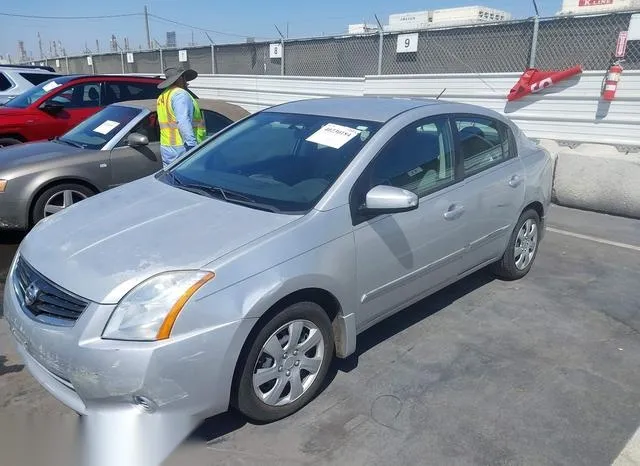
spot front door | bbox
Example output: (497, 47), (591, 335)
(352, 116), (474, 329)
(109, 112), (162, 187)
(34, 82), (104, 140)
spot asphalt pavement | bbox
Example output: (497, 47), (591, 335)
(1, 205), (639, 466)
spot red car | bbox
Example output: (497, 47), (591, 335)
(0, 75), (164, 147)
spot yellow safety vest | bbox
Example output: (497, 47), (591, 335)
(157, 87), (207, 147)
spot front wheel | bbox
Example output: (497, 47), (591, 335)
(31, 183), (95, 226)
(236, 302), (334, 423)
(490, 209), (541, 281)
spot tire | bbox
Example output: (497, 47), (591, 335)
(236, 302), (334, 423)
(0, 138), (22, 148)
(31, 183), (95, 226)
(490, 209), (541, 281)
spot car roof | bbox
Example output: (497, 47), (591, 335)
(0, 64), (56, 73)
(46, 74), (163, 82)
(114, 98), (250, 121)
(264, 97), (440, 123)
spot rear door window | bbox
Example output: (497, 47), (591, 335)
(104, 82), (161, 105)
(454, 116), (514, 176)
(19, 73), (60, 86)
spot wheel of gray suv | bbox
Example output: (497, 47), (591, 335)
(490, 209), (541, 281)
(236, 302), (334, 422)
(0, 138), (22, 148)
(32, 183), (95, 225)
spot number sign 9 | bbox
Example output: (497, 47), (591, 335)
(396, 33), (419, 53)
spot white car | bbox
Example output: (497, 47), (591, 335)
(0, 65), (61, 105)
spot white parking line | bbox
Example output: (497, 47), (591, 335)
(613, 426), (640, 465)
(547, 227), (640, 253)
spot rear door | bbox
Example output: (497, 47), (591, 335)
(109, 111), (162, 187)
(33, 81), (105, 140)
(452, 114), (526, 271)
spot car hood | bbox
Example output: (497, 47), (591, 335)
(0, 141), (85, 170)
(19, 176), (302, 304)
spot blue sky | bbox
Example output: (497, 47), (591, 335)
(1, 0), (561, 58)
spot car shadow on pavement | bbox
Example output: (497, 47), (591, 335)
(0, 354), (24, 376)
(190, 270), (494, 444)
(0, 231), (25, 245)
(336, 269), (495, 373)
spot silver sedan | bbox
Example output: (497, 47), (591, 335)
(4, 97), (553, 424)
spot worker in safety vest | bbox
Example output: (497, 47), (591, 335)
(156, 66), (207, 167)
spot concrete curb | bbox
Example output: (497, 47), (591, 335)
(537, 140), (640, 219)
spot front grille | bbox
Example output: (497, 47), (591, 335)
(13, 257), (88, 325)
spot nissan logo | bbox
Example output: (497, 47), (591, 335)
(24, 282), (40, 306)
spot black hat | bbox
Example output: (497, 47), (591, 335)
(157, 66), (198, 89)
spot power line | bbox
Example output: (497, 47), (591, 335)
(148, 13), (273, 40)
(0, 11), (141, 20)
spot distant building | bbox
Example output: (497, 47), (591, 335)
(166, 31), (177, 48)
(385, 6), (512, 32)
(558, 0), (640, 15)
(348, 6), (512, 34)
(347, 23), (379, 34)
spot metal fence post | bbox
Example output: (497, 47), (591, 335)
(529, 16), (540, 68)
(211, 44), (215, 74)
(120, 51), (125, 74)
(159, 48), (164, 73)
(65, 56), (69, 74)
(281, 38), (285, 76)
(377, 30), (383, 75)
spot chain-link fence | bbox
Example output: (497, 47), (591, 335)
(34, 11), (640, 78)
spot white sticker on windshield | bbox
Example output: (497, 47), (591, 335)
(93, 120), (120, 135)
(306, 123), (361, 149)
(42, 81), (62, 93)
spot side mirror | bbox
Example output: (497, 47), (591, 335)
(40, 101), (64, 113)
(362, 185), (419, 215)
(127, 132), (149, 147)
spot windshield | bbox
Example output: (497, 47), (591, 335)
(4, 76), (74, 108)
(167, 111), (381, 214)
(58, 105), (143, 150)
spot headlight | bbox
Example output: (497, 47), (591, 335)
(0, 180), (7, 192)
(103, 271), (215, 341)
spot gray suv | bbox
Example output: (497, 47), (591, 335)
(0, 65), (61, 105)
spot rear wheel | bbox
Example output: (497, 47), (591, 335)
(31, 183), (95, 225)
(490, 209), (541, 280)
(236, 302), (334, 423)
(0, 138), (22, 148)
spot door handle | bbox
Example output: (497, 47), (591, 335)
(508, 174), (523, 188)
(444, 203), (465, 220)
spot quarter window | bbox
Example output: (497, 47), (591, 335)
(455, 116), (513, 176)
(369, 117), (455, 197)
(0, 72), (12, 91)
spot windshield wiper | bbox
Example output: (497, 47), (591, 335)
(169, 176), (280, 213)
(54, 137), (85, 149)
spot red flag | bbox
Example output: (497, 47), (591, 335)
(507, 66), (583, 101)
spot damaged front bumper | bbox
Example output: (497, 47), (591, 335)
(3, 259), (250, 419)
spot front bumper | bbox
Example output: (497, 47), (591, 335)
(3, 260), (253, 419)
(0, 195), (28, 230)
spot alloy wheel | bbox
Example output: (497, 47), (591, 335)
(514, 218), (538, 270)
(252, 319), (325, 407)
(43, 189), (88, 216)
